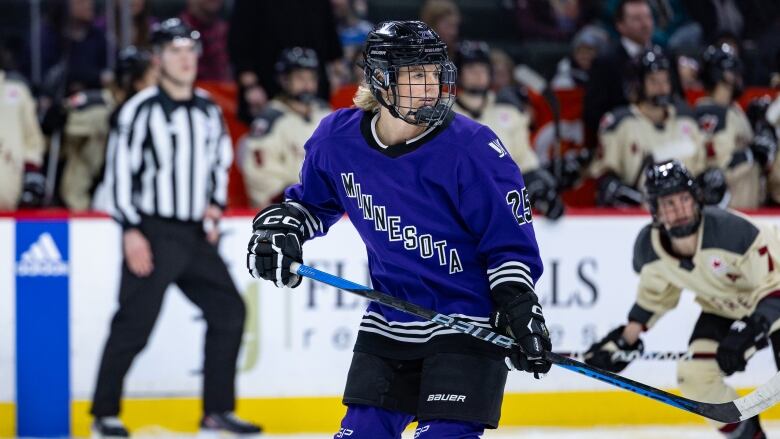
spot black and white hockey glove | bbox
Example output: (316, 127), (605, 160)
(491, 291), (552, 378)
(247, 203), (307, 288)
(525, 168), (564, 220)
(584, 326), (644, 373)
(716, 314), (769, 376)
(596, 172), (643, 207)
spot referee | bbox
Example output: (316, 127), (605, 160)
(90, 19), (261, 437)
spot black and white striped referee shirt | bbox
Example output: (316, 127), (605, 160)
(102, 85), (232, 229)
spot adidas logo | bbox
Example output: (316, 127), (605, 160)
(16, 233), (68, 277)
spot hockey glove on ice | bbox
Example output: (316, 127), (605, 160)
(247, 203), (307, 288)
(584, 326), (644, 373)
(716, 314), (769, 376)
(491, 292), (552, 378)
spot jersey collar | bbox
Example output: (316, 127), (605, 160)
(360, 110), (454, 158)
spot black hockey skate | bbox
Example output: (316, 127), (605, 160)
(91, 416), (129, 438)
(200, 412), (262, 436)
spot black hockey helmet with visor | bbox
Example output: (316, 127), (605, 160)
(644, 160), (702, 237)
(363, 20), (456, 127)
(636, 45), (671, 107)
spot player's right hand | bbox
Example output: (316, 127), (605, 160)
(247, 203), (305, 288)
(492, 292), (552, 378)
(123, 229), (154, 277)
(584, 326), (644, 373)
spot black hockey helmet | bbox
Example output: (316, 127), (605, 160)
(700, 43), (743, 95)
(644, 160), (702, 236)
(275, 47), (319, 75)
(150, 18), (201, 49)
(363, 20), (457, 126)
(455, 40), (491, 70)
(635, 45), (671, 106)
(115, 46), (152, 88)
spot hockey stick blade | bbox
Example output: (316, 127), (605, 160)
(291, 262), (780, 423)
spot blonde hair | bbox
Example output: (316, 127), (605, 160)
(352, 84), (381, 111)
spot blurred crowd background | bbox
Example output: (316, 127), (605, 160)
(1, 0), (780, 217)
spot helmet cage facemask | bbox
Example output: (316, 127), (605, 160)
(365, 47), (457, 127)
(647, 185), (702, 238)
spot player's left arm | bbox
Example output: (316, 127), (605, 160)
(717, 228), (780, 375)
(457, 125), (550, 377)
(208, 106), (233, 211)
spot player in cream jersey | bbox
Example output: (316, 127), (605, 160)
(695, 44), (766, 209)
(586, 160), (780, 439)
(453, 40), (563, 219)
(0, 70), (45, 210)
(592, 46), (707, 207)
(240, 47), (332, 208)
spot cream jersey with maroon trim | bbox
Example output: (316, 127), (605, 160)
(592, 103), (706, 186)
(453, 92), (540, 172)
(240, 98), (331, 208)
(0, 71), (45, 209)
(630, 207), (780, 328)
(695, 98), (760, 208)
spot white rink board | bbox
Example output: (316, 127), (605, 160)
(0, 219), (15, 402)
(5, 214), (780, 401)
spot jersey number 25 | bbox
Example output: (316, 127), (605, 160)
(506, 188), (533, 226)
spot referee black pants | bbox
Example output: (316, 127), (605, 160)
(90, 216), (246, 417)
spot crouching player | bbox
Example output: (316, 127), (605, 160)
(586, 160), (780, 438)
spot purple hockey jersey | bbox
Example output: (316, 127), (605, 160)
(285, 108), (543, 359)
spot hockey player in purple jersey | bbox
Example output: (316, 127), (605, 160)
(247, 20), (551, 438)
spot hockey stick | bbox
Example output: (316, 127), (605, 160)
(557, 351), (696, 361)
(291, 262), (780, 423)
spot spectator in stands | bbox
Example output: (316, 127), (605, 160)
(180, 0), (231, 81)
(240, 48), (332, 208)
(0, 62), (46, 211)
(694, 44), (769, 209)
(228, 0), (342, 124)
(602, 0), (696, 48)
(35, 0), (109, 96)
(552, 25), (609, 89)
(330, 0), (373, 91)
(420, 0), (460, 58)
(95, 0), (157, 49)
(583, 0), (654, 147)
(331, 0), (373, 62)
(591, 46), (711, 207)
(454, 40), (564, 219)
(515, 0), (601, 42)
